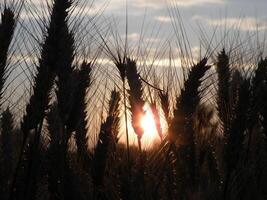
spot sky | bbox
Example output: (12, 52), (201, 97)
(84, 0), (267, 147)
(15, 0), (267, 101)
(94, 0), (267, 48)
(19, 0), (267, 57)
(7, 0), (267, 109)
(7, 0), (267, 100)
(4, 0), (267, 147)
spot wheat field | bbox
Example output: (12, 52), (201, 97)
(0, 0), (267, 200)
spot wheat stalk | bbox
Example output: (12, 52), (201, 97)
(0, 108), (14, 199)
(92, 90), (121, 197)
(0, 7), (15, 106)
(216, 49), (231, 133)
(125, 58), (145, 151)
(10, 0), (74, 198)
(168, 58), (210, 194)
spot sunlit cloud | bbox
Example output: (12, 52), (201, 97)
(154, 16), (173, 23)
(132, 0), (225, 9)
(144, 37), (161, 43)
(19, 0), (101, 20)
(122, 33), (140, 41)
(173, 0), (225, 7)
(131, 0), (164, 10)
(193, 15), (267, 31)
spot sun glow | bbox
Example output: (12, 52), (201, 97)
(140, 104), (160, 146)
(122, 103), (166, 148)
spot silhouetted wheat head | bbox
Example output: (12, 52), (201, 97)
(0, 7), (15, 104)
(216, 49), (231, 131)
(125, 58), (145, 151)
(92, 90), (121, 197)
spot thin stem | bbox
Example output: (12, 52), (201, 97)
(24, 118), (44, 199)
(8, 136), (26, 200)
(138, 137), (142, 153)
(123, 79), (130, 171)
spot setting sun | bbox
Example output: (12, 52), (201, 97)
(140, 104), (160, 145)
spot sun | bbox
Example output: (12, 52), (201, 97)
(140, 104), (159, 144)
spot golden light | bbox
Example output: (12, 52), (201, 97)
(121, 103), (166, 148)
(140, 103), (160, 146)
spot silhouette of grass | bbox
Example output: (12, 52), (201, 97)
(0, 1), (266, 200)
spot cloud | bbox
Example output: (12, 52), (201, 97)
(172, 0), (225, 7)
(131, 0), (164, 10)
(132, 0), (225, 9)
(122, 33), (140, 41)
(193, 15), (267, 31)
(144, 37), (160, 43)
(19, 0), (227, 20)
(154, 16), (173, 23)
(19, 0), (104, 20)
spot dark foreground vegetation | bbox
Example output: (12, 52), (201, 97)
(0, 0), (267, 199)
